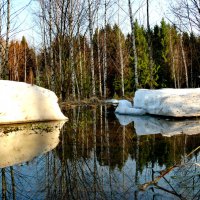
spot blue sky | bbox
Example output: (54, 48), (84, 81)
(10, 0), (38, 45)
(9, 0), (168, 47)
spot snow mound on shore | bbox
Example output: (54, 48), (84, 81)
(0, 80), (67, 124)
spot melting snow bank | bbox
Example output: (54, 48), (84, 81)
(0, 80), (67, 124)
(115, 114), (200, 137)
(115, 88), (200, 117)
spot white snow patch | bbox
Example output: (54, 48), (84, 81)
(105, 99), (119, 104)
(115, 100), (146, 115)
(0, 80), (67, 124)
(134, 88), (200, 117)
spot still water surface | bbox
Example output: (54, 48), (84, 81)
(0, 105), (200, 200)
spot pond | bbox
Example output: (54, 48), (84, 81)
(0, 105), (200, 200)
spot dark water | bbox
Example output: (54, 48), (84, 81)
(0, 105), (200, 200)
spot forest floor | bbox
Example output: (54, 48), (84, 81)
(61, 97), (107, 110)
(60, 96), (132, 110)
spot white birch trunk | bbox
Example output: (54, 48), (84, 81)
(180, 34), (189, 88)
(49, 0), (55, 91)
(69, 0), (76, 98)
(5, 0), (10, 78)
(97, 13), (102, 97)
(40, 1), (50, 87)
(169, 30), (176, 88)
(12, 43), (18, 81)
(88, 0), (96, 97)
(24, 44), (27, 82)
(118, 0), (124, 96)
(103, 0), (107, 98)
(128, 0), (138, 89)
(58, 39), (63, 97)
(77, 17), (83, 97)
(35, 49), (40, 85)
(147, 0), (153, 88)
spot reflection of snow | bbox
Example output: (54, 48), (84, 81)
(0, 121), (65, 167)
(116, 113), (200, 136)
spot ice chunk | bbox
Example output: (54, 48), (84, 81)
(115, 100), (146, 115)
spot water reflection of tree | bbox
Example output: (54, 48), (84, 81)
(55, 106), (200, 199)
(60, 106), (200, 171)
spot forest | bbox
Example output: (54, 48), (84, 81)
(0, 0), (200, 101)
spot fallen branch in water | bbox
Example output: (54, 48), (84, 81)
(185, 146), (200, 158)
(139, 145), (200, 191)
(194, 163), (200, 167)
(139, 166), (177, 191)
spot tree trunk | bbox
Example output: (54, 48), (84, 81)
(24, 44), (27, 82)
(14, 44), (19, 81)
(78, 32), (83, 97)
(40, 0), (50, 87)
(103, 0), (107, 98)
(35, 47), (40, 85)
(118, 0), (124, 96)
(180, 34), (189, 88)
(169, 30), (176, 88)
(128, 0), (138, 90)
(88, 0), (96, 97)
(4, 0), (10, 79)
(58, 38), (63, 98)
(147, 0), (153, 88)
(77, 12), (83, 98)
(49, 0), (55, 91)
(69, 0), (76, 99)
(97, 14), (102, 98)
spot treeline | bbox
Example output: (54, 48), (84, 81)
(1, 1), (200, 101)
(5, 20), (200, 100)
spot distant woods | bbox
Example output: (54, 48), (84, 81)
(0, 0), (200, 100)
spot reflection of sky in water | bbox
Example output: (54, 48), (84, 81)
(12, 155), (47, 200)
(0, 106), (199, 199)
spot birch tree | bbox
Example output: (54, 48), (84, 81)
(128, 0), (138, 90)
(169, 28), (176, 88)
(97, 12), (102, 97)
(87, 0), (96, 97)
(146, 0), (153, 88)
(49, 0), (55, 91)
(68, 0), (76, 99)
(118, 0), (124, 96)
(39, 0), (50, 87)
(4, 0), (10, 78)
(180, 34), (189, 87)
(103, 0), (107, 98)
